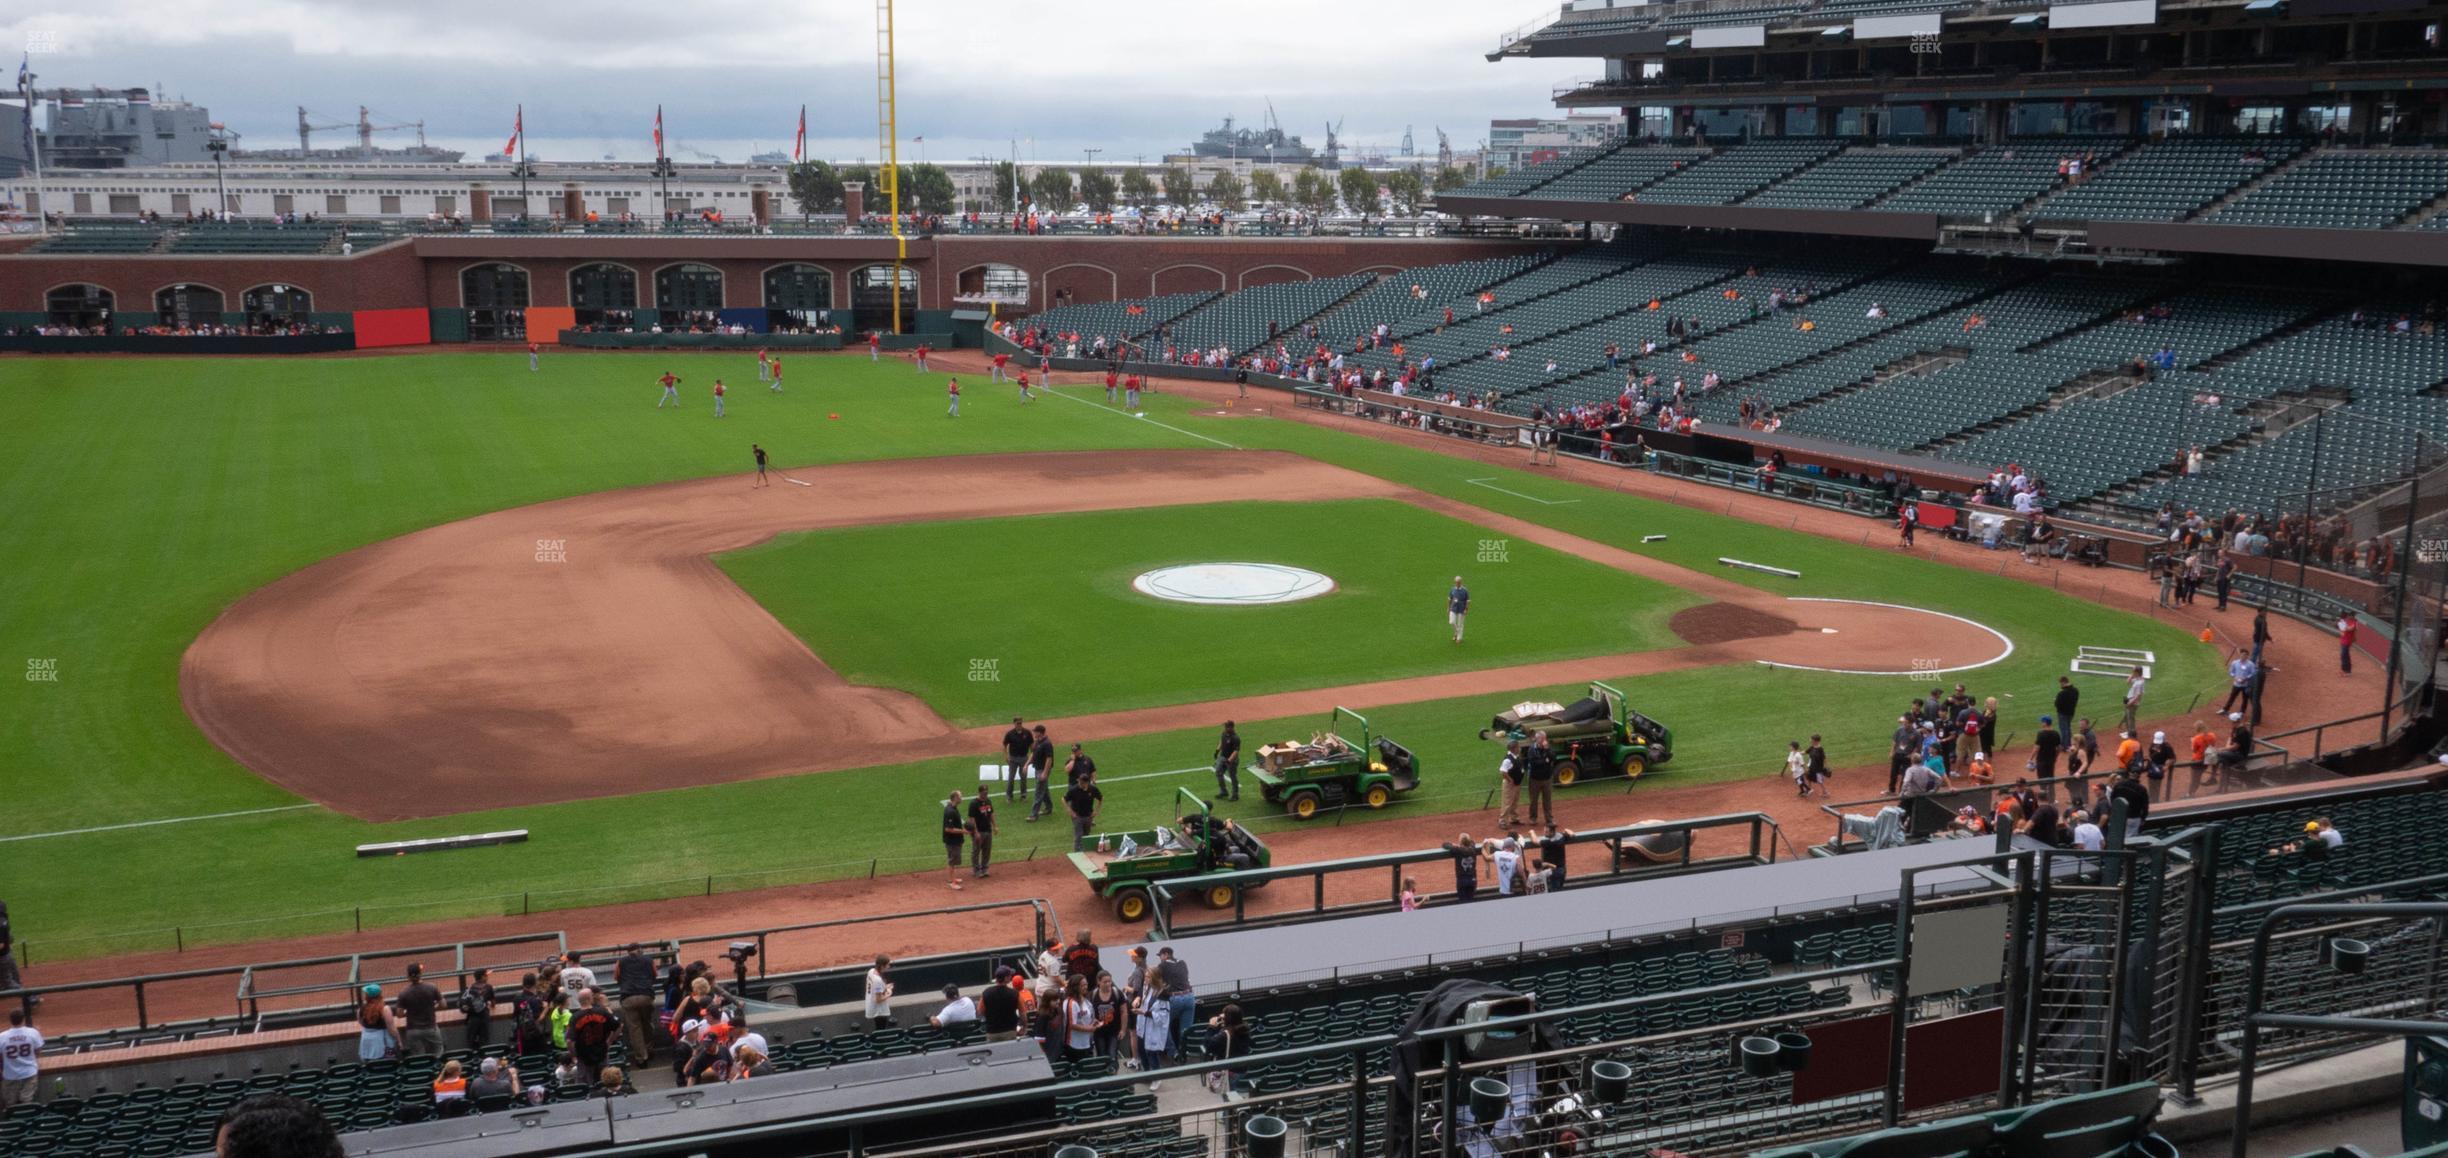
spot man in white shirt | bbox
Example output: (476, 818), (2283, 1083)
(2013, 490), (2039, 516)
(732, 1027), (769, 1059)
(2069, 811), (2105, 851)
(0, 1009), (42, 1107)
(864, 955), (895, 1029)
(1490, 838), (1522, 896)
(2122, 668), (2147, 733)
(931, 984), (979, 1028)
(557, 953), (597, 995)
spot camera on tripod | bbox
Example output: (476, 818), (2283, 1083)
(722, 941), (756, 991)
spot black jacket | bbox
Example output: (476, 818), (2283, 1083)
(616, 952), (658, 999)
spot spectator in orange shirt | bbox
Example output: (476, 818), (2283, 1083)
(2115, 731), (2142, 773)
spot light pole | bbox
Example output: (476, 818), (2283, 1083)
(207, 131), (230, 219)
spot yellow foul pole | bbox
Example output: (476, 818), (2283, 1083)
(876, 0), (904, 334)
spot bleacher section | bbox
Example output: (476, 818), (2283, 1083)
(1316, 253), (1551, 346)
(27, 224), (164, 254)
(1525, 145), (1709, 201)
(1020, 290), (1219, 348)
(2031, 137), (2308, 223)
(1155, 273), (1375, 356)
(1743, 148), (1957, 210)
(1868, 144), (2078, 217)
(1938, 379), (2258, 502)
(2205, 148), (2448, 230)
(1632, 139), (1845, 205)
(1447, 137), (2448, 235)
(162, 224), (342, 254)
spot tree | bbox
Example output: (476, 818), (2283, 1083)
(1119, 168), (1157, 209)
(1206, 171), (1247, 211)
(786, 160), (842, 216)
(1383, 170), (1427, 215)
(989, 161), (1020, 212)
(1160, 166), (1198, 208)
(1249, 169), (1286, 207)
(1291, 167), (1337, 215)
(1077, 168), (1119, 213)
(1431, 165), (1471, 193)
(1339, 167), (1382, 215)
(1031, 167), (1075, 211)
(906, 163), (956, 215)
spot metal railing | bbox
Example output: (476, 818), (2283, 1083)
(1144, 812), (1786, 941)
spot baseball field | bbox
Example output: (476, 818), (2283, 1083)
(0, 350), (2226, 961)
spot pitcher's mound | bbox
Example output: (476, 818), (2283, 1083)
(1671, 602), (1799, 645)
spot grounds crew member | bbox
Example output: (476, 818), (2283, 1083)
(1213, 721), (1242, 801)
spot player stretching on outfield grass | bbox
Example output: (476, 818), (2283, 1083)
(1448, 576), (1470, 644)
(712, 378), (727, 418)
(946, 377), (961, 418)
(751, 444), (769, 488)
(657, 370), (682, 408)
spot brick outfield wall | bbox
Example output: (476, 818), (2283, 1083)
(0, 236), (1548, 318)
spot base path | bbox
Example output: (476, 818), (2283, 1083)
(183, 449), (2008, 821)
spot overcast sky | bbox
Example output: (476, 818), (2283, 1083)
(8, 1), (1597, 165)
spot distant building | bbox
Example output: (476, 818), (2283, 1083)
(1485, 113), (1626, 173)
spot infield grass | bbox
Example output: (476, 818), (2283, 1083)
(0, 353), (2229, 959)
(717, 498), (1694, 723)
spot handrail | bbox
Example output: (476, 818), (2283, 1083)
(1145, 812), (1782, 940)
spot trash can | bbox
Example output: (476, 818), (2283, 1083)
(2404, 1036), (2448, 1150)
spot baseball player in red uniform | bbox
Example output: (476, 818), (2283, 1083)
(946, 377), (961, 418)
(991, 351), (1011, 383)
(657, 371), (682, 408)
(768, 354), (784, 393)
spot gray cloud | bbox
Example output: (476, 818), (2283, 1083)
(7, 1), (1595, 162)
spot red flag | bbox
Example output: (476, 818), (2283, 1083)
(654, 105), (664, 158)
(503, 105), (521, 159)
(794, 105), (806, 163)
(1125, 305), (1147, 315)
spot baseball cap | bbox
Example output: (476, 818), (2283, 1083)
(1974, 752), (1987, 761)
(362, 984), (381, 998)
(2229, 712), (2243, 722)
(2040, 715), (2054, 725)
(2305, 821), (2322, 833)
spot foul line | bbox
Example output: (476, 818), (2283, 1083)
(1753, 598), (2016, 677)
(0, 803), (320, 844)
(1045, 387), (1240, 450)
(1464, 478), (1580, 506)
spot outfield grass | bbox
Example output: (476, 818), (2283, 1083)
(0, 354), (2226, 959)
(718, 498), (1694, 723)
